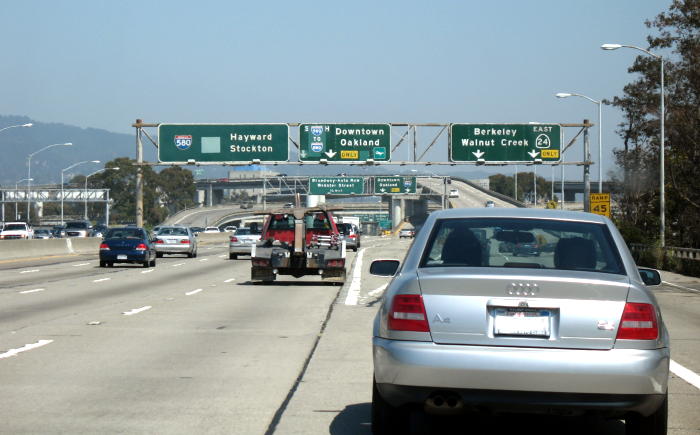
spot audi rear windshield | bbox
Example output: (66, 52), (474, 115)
(420, 218), (625, 275)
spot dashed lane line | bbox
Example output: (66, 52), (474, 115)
(72, 262), (91, 267)
(141, 269), (154, 274)
(670, 359), (700, 391)
(123, 306), (152, 316)
(19, 269), (40, 274)
(93, 278), (111, 283)
(171, 263), (185, 267)
(0, 340), (53, 359)
(19, 288), (45, 294)
(199, 258), (209, 262)
(185, 288), (203, 296)
(224, 278), (235, 283)
(344, 248), (366, 306)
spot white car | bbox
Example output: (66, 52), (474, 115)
(203, 227), (221, 233)
(448, 189), (459, 198)
(0, 222), (32, 239)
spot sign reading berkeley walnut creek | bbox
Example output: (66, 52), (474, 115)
(374, 176), (417, 194)
(158, 124), (289, 163)
(450, 124), (561, 163)
(308, 177), (365, 195)
(299, 124), (391, 162)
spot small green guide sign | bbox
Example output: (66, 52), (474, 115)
(374, 176), (417, 194)
(158, 124), (289, 163)
(308, 177), (365, 195)
(299, 124), (391, 162)
(450, 124), (561, 163)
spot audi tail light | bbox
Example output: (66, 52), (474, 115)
(616, 302), (659, 340)
(388, 294), (430, 332)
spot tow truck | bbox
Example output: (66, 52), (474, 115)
(250, 206), (347, 284)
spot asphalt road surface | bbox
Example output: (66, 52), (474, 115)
(1, 237), (698, 434)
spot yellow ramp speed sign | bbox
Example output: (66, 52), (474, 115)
(590, 193), (611, 217)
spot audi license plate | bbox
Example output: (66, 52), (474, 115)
(117, 255), (128, 260)
(494, 307), (551, 337)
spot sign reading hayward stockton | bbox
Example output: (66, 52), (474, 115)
(299, 124), (391, 162)
(158, 124), (289, 163)
(374, 176), (417, 194)
(308, 177), (365, 195)
(450, 124), (561, 163)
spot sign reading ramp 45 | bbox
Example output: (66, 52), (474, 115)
(299, 124), (391, 162)
(450, 124), (561, 163)
(158, 124), (289, 163)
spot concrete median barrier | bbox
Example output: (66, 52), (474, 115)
(194, 233), (230, 245)
(0, 237), (101, 261)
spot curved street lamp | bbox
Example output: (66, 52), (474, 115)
(555, 92), (603, 193)
(84, 167), (119, 220)
(26, 142), (73, 222)
(602, 43), (665, 246)
(61, 160), (100, 224)
(0, 123), (33, 134)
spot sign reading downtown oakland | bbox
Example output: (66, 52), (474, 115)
(299, 124), (391, 162)
(450, 124), (561, 163)
(308, 177), (365, 195)
(374, 176), (417, 194)
(158, 124), (289, 163)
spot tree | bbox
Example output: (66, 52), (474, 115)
(489, 172), (553, 204)
(610, 0), (700, 247)
(157, 166), (196, 214)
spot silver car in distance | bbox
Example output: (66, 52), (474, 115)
(370, 208), (668, 435)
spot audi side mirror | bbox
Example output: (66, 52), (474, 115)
(370, 259), (400, 276)
(638, 268), (661, 286)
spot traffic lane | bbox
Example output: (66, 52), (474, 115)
(0, 249), (342, 434)
(276, 241), (698, 434)
(0, 246), (235, 343)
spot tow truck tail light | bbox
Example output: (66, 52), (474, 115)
(326, 259), (345, 268)
(99, 243), (110, 251)
(388, 294), (430, 332)
(616, 302), (659, 340)
(252, 259), (270, 267)
(135, 243), (147, 251)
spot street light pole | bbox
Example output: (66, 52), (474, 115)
(555, 92), (603, 193)
(0, 123), (32, 134)
(602, 43), (665, 246)
(61, 160), (100, 224)
(15, 178), (33, 220)
(84, 168), (119, 220)
(26, 142), (72, 223)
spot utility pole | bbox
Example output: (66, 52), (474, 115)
(135, 119), (144, 228)
(583, 119), (591, 213)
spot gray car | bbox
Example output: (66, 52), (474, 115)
(154, 226), (197, 258)
(370, 208), (668, 434)
(228, 227), (261, 259)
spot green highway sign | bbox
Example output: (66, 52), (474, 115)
(374, 176), (417, 194)
(308, 177), (365, 195)
(299, 124), (391, 162)
(450, 124), (561, 163)
(158, 124), (289, 163)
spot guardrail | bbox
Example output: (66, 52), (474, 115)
(630, 243), (700, 262)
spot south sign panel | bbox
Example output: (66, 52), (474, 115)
(299, 124), (391, 162)
(450, 124), (561, 162)
(158, 124), (289, 163)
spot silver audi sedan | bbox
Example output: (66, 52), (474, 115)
(154, 226), (198, 258)
(370, 208), (668, 435)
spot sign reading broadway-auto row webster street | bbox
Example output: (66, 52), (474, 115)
(299, 124), (390, 162)
(450, 124), (561, 163)
(308, 177), (365, 195)
(158, 124), (289, 163)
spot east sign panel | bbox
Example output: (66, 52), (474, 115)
(299, 124), (391, 162)
(308, 177), (365, 195)
(374, 176), (417, 194)
(450, 124), (561, 163)
(158, 124), (289, 163)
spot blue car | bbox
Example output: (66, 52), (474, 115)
(99, 227), (157, 268)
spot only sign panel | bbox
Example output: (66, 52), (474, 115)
(450, 124), (561, 163)
(299, 124), (391, 162)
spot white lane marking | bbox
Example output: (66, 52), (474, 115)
(172, 263), (185, 267)
(93, 278), (111, 283)
(20, 269), (40, 274)
(344, 248), (366, 305)
(73, 262), (91, 267)
(0, 339), (53, 359)
(218, 255), (227, 258)
(670, 359), (700, 390)
(662, 281), (700, 294)
(199, 258), (208, 262)
(368, 284), (388, 297)
(141, 269), (154, 274)
(123, 306), (152, 316)
(19, 288), (45, 294)
(224, 278), (235, 283)
(185, 288), (203, 296)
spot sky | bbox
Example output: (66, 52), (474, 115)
(0, 0), (671, 183)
